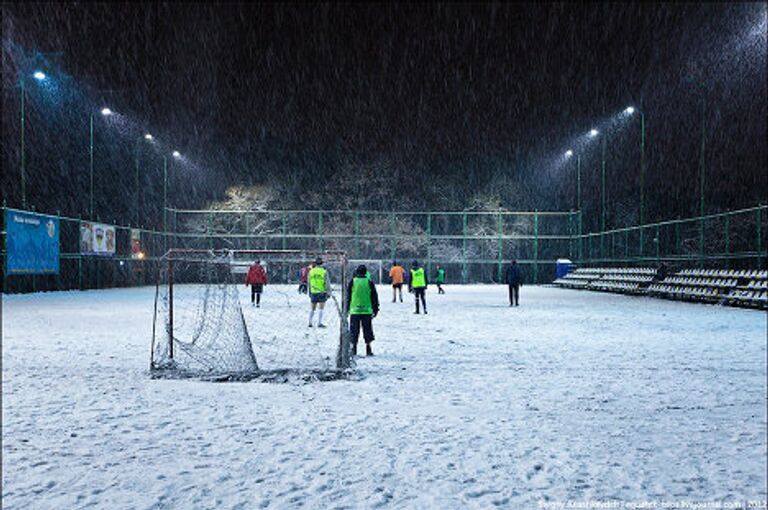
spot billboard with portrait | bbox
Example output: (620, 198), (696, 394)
(5, 209), (60, 275)
(80, 222), (116, 256)
(131, 229), (142, 259)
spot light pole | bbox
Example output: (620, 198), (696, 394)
(89, 107), (113, 219)
(698, 92), (706, 264)
(135, 133), (153, 226)
(20, 76), (26, 208)
(601, 132), (606, 259)
(565, 149), (582, 260)
(19, 71), (47, 208)
(640, 109), (645, 256)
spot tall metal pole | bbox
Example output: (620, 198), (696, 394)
(163, 156), (168, 249)
(135, 138), (140, 227)
(163, 156), (168, 228)
(639, 111), (645, 256)
(577, 154), (582, 261)
(601, 134), (606, 259)
(698, 93), (706, 265)
(89, 113), (94, 218)
(20, 77), (26, 208)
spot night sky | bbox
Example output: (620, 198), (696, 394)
(2, 2), (766, 229)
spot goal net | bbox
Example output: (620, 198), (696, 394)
(150, 249), (352, 380)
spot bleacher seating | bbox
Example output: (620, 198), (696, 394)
(554, 266), (767, 310)
(553, 267), (657, 295)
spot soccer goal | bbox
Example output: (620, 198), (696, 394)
(150, 249), (352, 381)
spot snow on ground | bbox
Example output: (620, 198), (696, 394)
(2, 284), (766, 509)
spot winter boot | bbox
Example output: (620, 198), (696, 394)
(366, 343), (373, 356)
(352, 343), (357, 356)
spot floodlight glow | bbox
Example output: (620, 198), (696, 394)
(172, 151), (181, 158)
(101, 107), (113, 116)
(624, 106), (635, 114)
(33, 71), (46, 80)
(589, 129), (599, 137)
(144, 133), (153, 140)
(565, 150), (573, 158)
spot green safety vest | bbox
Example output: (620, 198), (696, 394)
(350, 277), (373, 315)
(411, 268), (426, 288)
(366, 271), (372, 280)
(309, 266), (327, 293)
(437, 268), (445, 283)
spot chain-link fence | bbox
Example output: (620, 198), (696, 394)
(2, 205), (764, 293)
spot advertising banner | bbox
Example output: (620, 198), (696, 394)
(5, 209), (60, 275)
(80, 221), (116, 256)
(131, 229), (142, 259)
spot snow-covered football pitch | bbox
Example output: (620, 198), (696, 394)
(2, 284), (766, 509)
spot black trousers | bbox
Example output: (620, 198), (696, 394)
(508, 284), (519, 305)
(414, 287), (427, 312)
(250, 284), (263, 304)
(349, 314), (375, 345)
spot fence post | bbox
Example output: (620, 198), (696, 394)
(245, 213), (251, 250)
(389, 212), (396, 261)
(1, 205), (5, 294)
(675, 219), (681, 259)
(354, 211), (360, 258)
(725, 213), (730, 269)
(426, 213), (432, 277)
(462, 212), (468, 284)
(757, 207), (763, 269)
(281, 211), (287, 251)
(578, 210), (583, 262)
(655, 224), (660, 263)
(497, 212), (503, 283)
(318, 211), (324, 252)
(208, 210), (214, 250)
(533, 211), (539, 284)
(698, 215), (704, 266)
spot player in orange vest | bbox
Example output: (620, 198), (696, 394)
(389, 261), (406, 303)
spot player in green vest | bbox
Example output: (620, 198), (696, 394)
(308, 257), (332, 328)
(346, 265), (380, 356)
(409, 260), (428, 314)
(435, 265), (446, 294)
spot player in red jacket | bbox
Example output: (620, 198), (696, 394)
(245, 260), (268, 307)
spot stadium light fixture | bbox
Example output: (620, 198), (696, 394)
(624, 106), (635, 115)
(101, 107), (113, 116)
(565, 150), (573, 158)
(172, 151), (181, 158)
(33, 71), (46, 81)
(589, 129), (599, 138)
(144, 133), (153, 140)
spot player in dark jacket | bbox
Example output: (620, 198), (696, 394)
(346, 265), (380, 356)
(505, 260), (522, 306)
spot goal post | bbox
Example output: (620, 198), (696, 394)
(151, 249), (352, 379)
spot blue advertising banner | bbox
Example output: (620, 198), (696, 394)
(5, 209), (60, 275)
